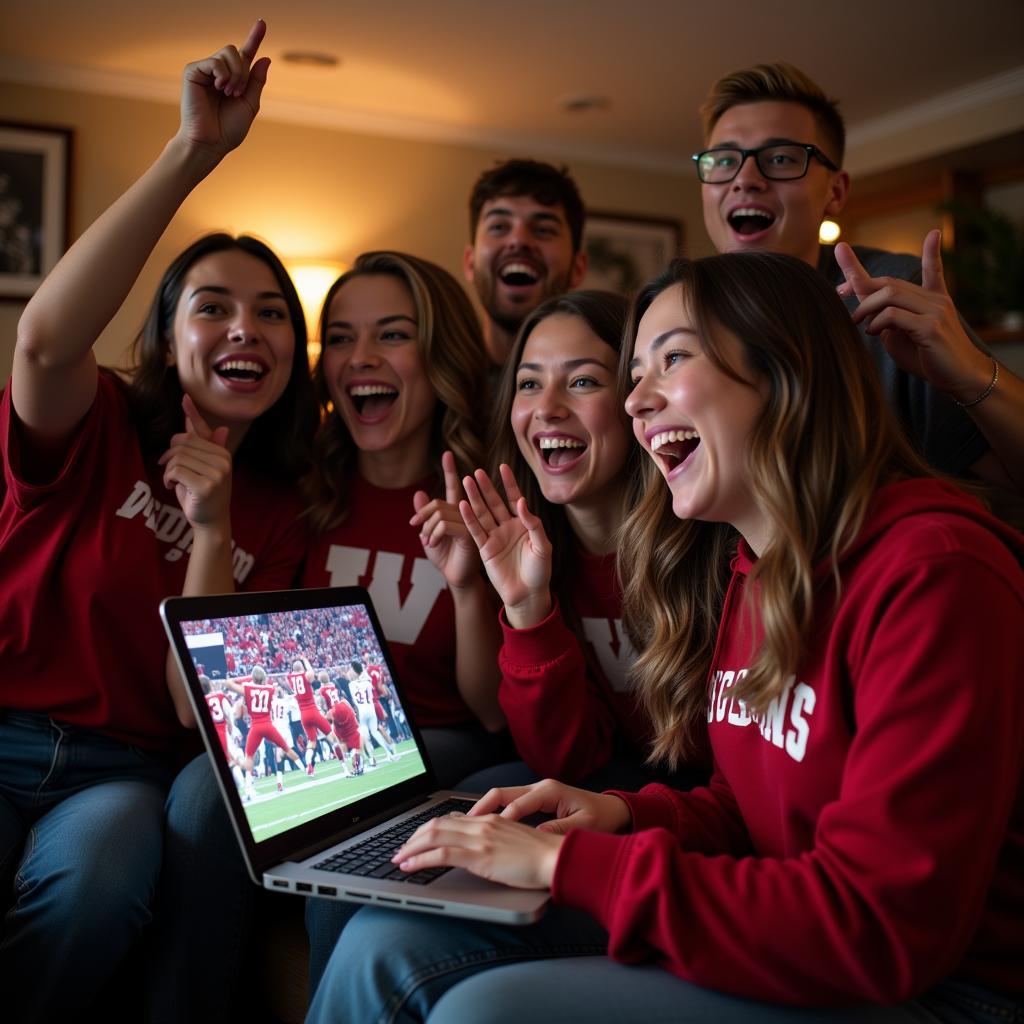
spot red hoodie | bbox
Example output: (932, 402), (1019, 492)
(553, 479), (1024, 1005)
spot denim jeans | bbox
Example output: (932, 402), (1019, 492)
(143, 752), (256, 1023)
(305, 905), (1024, 1024)
(305, 724), (512, 999)
(0, 711), (173, 1022)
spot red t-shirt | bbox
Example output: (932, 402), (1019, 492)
(301, 474), (470, 727)
(0, 376), (306, 752)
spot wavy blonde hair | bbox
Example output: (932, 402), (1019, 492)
(304, 251), (489, 532)
(618, 253), (936, 766)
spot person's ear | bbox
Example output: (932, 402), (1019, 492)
(569, 247), (588, 289)
(463, 243), (476, 284)
(825, 169), (850, 217)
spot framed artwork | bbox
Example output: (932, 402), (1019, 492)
(0, 122), (72, 299)
(581, 211), (683, 296)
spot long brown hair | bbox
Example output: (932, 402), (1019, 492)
(619, 252), (937, 766)
(304, 251), (488, 532)
(489, 290), (640, 635)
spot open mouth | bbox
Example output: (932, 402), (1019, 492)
(499, 261), (540, 287)
(537, 436), (586, 468)
(651, 428), (700, 471)
(727, 207), (776, 236)
(349, 383), (398, 417)
(215, 358), (267, 382)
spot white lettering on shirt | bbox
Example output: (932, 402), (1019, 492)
(114, 479), (254, 583)
(707, 669), (816, 764)
(322, 545), (446, 645)
(581, 617), (636, 692)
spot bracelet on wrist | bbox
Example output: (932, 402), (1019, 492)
(956, 358), (999, 409)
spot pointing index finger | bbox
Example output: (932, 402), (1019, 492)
(920, 228), (948, 295)
(238, 19), (267, 64)
(441, 450), (462, 506)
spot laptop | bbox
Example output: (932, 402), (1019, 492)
(160, 585), (549, 924)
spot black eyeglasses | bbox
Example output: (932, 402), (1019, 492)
(692, 143), (839, 184)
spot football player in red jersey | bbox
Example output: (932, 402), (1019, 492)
(224, 666), (301, 794)
(283, 657), (334, 777)
(327, 696), (364, 776)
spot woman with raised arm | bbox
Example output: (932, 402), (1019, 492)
(307, 252), (1023, 1024)
(454, 290), (665, 787)
(0, 22), (315, 1021)
(300, 252), (506, 995)
(301, 251), (504, 780)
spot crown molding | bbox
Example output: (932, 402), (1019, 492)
(0, 55), (690, 175)
(847, 65), (1024, 170)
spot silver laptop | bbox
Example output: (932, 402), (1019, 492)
(160, 586), (548, 924)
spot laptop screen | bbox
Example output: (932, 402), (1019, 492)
(164, 590), (431, 854)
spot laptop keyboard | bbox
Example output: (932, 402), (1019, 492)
(313, 798), (477, 885)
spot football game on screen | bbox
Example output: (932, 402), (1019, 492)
(181, 603), (426, 842)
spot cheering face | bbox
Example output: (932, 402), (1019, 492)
(464, 196), (585, 338)
(626, 285), (766, 543)
(168, 249), (295, 436)
(511, 313), (631, 511)
(320, 274), (437, 459)
(701, 100), (848, 267)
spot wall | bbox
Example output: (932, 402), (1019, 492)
(0, 80), (705, 382)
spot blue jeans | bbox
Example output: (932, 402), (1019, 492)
(306, 907), (1024, 1024)
(143, 752), (256, 1023)
(305, 724), (511, 998)
(0, 711), (173, 1022)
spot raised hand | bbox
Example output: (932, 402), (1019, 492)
(177, 19), (270, 160)
(409, 451), (480, 590)
(835, 229), (994, 401)
(458, 464), (553, 628)
(469, 779), (633, 836)
(391, 810), (563, 890)
(158, 394), (232, 528)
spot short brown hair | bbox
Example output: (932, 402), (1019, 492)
(468, 159), (585, 252)
(701, 62), (845, 166)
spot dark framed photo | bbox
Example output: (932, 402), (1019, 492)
(0, 122), (72, 299)
(581, 211), (683, 296)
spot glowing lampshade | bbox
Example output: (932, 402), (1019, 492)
(818, 220), (841, 244)
(286, 260), (346, 362)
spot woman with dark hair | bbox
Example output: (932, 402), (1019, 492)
(0, 22), (314, 1021)
(308, 252), (1023, 1024)
(456, 289), (653, 786)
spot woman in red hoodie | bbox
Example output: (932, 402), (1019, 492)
(307, 252), (1024, 1024)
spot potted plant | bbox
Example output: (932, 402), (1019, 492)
(938, 201), (1024, 330)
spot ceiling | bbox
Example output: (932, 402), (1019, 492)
(2, 0), (1023, 172)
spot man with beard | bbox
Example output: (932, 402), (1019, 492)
(464, 159), (588, 368)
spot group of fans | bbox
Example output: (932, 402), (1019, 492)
(189, 612), (413, 803)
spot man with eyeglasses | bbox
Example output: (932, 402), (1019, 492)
(695, 63), (1023, 495)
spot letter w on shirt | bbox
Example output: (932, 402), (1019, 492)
(324, 546), (446, 644)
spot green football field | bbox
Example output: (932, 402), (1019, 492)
(243, 740), (425, 841)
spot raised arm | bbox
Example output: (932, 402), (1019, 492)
(836, 230), (1024, 493)
(12, 20), (270, 450)
(411, 451), (504, 731)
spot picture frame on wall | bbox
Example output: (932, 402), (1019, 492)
(581, 211), (683, 296)
(0, 122), (72, 300)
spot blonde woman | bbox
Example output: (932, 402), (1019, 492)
(309, 252), (1023, 1024)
